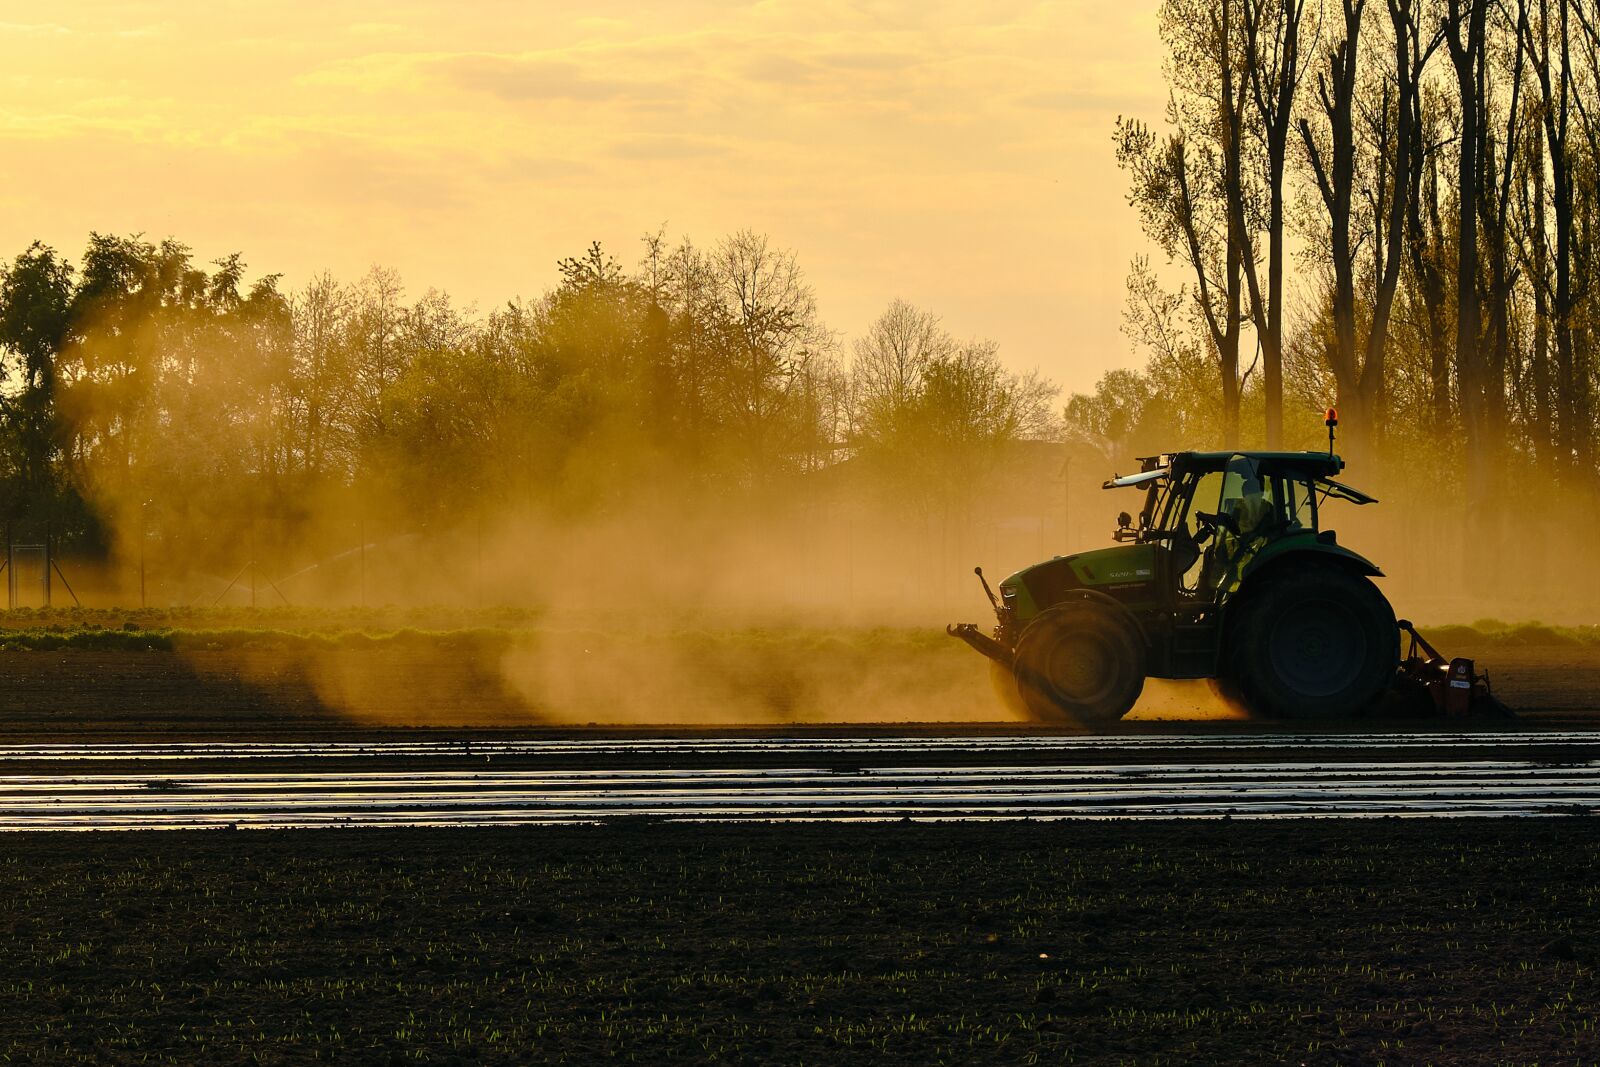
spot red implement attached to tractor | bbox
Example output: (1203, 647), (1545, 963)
(1392, 619), (1511, 718)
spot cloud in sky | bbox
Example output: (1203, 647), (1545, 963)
(0, 0), (1165, 393)
(0, 21), (71, 35)
(443, 55), (655, 103)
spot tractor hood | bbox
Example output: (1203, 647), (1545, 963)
(998, 544), (1160, 621)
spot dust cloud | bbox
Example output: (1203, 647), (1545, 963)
(54, 432), (1570, 727)
(41, 283), (1574, 727)
(1126, 680), (1252, 722)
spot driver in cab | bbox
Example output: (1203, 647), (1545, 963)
(1233, 476), (1272, 538)
(1204, 476), (1273, 594)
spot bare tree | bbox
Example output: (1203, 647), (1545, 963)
(1522, 0), (1587, 470)
(1240, 0), (1308, 446)
(348, 266), (408, 442)
(850, 299), (954, 440)
(1404, 77), (1456, 434)
(1116, 0), (1257, 447)
(293, 274), (368, 482)
(1441, 0), (1492, 490)
(714, 230), (831, 480)
(1515, 110), (1553, 458)
(1478, 0), (1528, 471)
(1298, 0), (1428, 463)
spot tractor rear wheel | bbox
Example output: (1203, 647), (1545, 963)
(1013, 601), (1146, 724)
(1225, 565), (1397, 719)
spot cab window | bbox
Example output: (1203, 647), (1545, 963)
(1277, 476), (1316, 531)
(1215, 457), (1275, 537)
(1184, 471), (1227, 539)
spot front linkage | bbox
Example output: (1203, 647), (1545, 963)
(947, 567), (1015, 667)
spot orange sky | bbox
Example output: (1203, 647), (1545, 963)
(0, 1), (1164, 394)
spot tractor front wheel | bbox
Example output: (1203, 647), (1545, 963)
(1013, 601), (1146, 725)
(1225, 565), (1398, 719)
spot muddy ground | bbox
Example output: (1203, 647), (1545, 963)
(2, 820), (1597, 1065)
(0, 638), (1590, 738)
(0, 643), (1597, 1062)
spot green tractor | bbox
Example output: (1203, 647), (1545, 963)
(949, 444), (1404, 722)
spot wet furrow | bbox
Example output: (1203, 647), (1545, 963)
(4, 749), (1600, 827)
(1, 731), (1599, 762)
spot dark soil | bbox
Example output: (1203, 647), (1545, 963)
(0, 649), (528, 733)
(0, 641), (1591, 739)
(2, 820), (1599, 1064)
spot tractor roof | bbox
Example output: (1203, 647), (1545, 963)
(1143, 450), (1345, 476)
(1182, 450), (1343, 475)
(1105, 449), (1377, 503)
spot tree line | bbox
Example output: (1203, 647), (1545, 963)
(0, 230), (1056, 577)
(11, 0), (1589, 605)
(1072, 0), (1600, 518)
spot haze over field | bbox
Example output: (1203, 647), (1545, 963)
(1, 0), (1597, 640)
(0, 1), (1162, 395)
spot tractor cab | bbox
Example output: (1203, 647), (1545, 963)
(1110, 451), (1378, 605)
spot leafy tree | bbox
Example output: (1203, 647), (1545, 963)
(0, 243), (73, 514)
(852, 300), (1057, 515)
